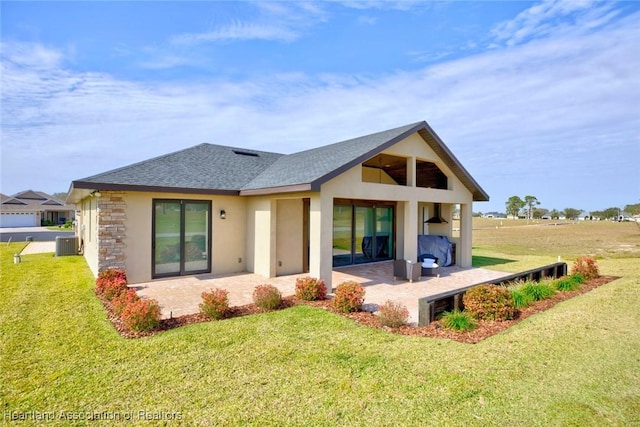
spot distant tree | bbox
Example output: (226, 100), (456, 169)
(52, 192), (68, 201)
(533, 208), (549, 219)
(505, 196), (525, 218)
(563, 208), (582, 220)
(603, 207), (620, 220)
(624, 203), (640, 215)
(524, 195), (540, 220)
(550, 209), (561, 219)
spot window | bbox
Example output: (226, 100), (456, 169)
(152, 199), (211, 278)
(362, 154), (408, 185)
(333, 200), (395, 267)
(416, 160), (448, 189)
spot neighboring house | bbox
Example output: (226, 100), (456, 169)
(0, 190), (75, 228)
(67, 121), (489, 288)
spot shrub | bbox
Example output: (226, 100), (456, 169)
(440, 310), (477, 332)
(377, 300), (409, 328)
(510, 287), (534, 309)
(96, 269), (128, 300)
(200, 288), (229, 320)
(253, 284), (282, 311)
(121, 298), (161, 332)
(112, 289), (140, 316)
(462, 284), (516, 321)
(295, 276), (327, 301)
(553, 274), (585, 292)
(570, 256), (599, 280)
(331, 281), (365, 313)
(521, 281), (555, 301)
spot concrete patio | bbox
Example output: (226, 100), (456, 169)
(135, 261), (512, 325)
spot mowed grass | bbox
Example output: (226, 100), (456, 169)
(473, 219), (640, 272)
(2, 222), (640, 426)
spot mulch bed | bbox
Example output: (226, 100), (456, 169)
(99, 276), (617, 342)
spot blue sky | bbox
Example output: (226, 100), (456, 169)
(1, 0), (639, 213)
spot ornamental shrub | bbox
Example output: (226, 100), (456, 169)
(570, 257), (599, 280)
(331, 281), (365, 313)
(96, 269), (128, 300)
(462, 284), (516, 321)
(121, 298), (161, 332)
(510, 287), (534, 309)
(253, 284), (282, 311)
(521, 281), (555, 301)
(377, 300), (409, 328)
(553, 274), (585, 292)
(440, 309), (477, 332)
(295, 276), (326, 301)
(200, 288), (229, 320)
(112, 289), (140, 316)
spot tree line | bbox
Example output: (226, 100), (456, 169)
(502, 196), (639, 220)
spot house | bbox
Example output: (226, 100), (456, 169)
(66, 121), (489, 288)
(0, 190), (75, 228)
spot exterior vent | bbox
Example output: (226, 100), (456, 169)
(55, 236), (78, 256)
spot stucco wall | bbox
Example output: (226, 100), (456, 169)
(275, 198), (304, 276)
(99, 191), (247, 284)
(78, 196), (99, 277)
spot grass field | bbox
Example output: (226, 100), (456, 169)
(1, 221), (639, 425)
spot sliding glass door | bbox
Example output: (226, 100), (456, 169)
(153, 200), (211, 278)
(333, 201), (394, 267)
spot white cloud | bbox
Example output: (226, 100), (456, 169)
(491, 0), (619, 46)
(1, 8), (639, 211)
(172, 1), (327, 45)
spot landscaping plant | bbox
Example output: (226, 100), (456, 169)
(200, 288), (230, 320)
(377, 300), (409, 328)
(120, 298), (161, 332)
(462, 284), (516, 321)
(440, 310), (477, 332)
(111, 288), (140, 316)
(521, 280), (555, 301)
(95, 269), (128, 300)
(295, 276), (326, 301)
(252, 284), (282, 311)
(571, 256), (600, 280)
(553, 274), (585, 292)
(509, 286), (534, 309)
(331, 281), (365, 313)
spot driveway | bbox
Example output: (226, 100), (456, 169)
(0, 226), (74, 242)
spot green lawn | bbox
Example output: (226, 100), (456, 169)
(1, 222), (639, 426)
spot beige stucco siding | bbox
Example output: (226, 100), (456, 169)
(79, 191), (247, 283)
(78, 197), (99, 277)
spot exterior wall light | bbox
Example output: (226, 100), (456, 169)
(220, 209), (226, 219)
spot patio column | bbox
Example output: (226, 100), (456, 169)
(458, 203), (473, 267)
(309, 193), (333, 292)
(402, 200), (418, 262)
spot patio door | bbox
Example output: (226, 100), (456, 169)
(152, 199), (211, 278)
(333, 201), (394, 267)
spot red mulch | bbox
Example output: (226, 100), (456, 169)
(98, 276), (617, 342)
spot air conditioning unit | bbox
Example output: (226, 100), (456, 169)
(55, 236), (78, 256)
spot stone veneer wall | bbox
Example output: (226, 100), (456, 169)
(97, 191), (127, 272)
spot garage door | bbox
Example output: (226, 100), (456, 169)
(0, 213), (37, 228)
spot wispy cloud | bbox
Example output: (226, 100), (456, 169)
(491, 0), (619, 46)
(172, 1), (327, 45)
(1, 5), (638, 211)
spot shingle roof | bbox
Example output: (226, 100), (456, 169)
(72, 144), (283, 194)
(241, 122), (421, 193)
(70, 121), (489, 201)
(0, 190), (74, 212)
